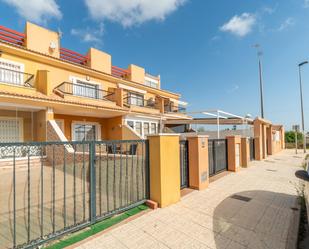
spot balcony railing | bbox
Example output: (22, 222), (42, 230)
(164, 104), (186, 113)
(60, 48), (89, 65)
(0, 67), (34, 88)
(0, 25), (25, 46)
(124, 95), (156, 109)
(55, 82), (114, 101)
(112, 66), (130, 79)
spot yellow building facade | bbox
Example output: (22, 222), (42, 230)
(0, 22), (189, 143)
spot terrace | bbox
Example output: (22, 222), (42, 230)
(0, 25), (130, 80)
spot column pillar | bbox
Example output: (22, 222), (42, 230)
(148, 134), (181, 208)
(254, 137), (262, 161)
(187, 135), (209, 190)
(227, 136), (242, 172)
(241, 137), (250, 167)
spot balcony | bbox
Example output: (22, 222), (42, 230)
(55, 82), (114, 101)
(0, 67), (35, 88)
(164, 103), (186, 113)
(0, 25), (25, 46)
(124, 94), (156, 109)
(60, 48), (89, 65)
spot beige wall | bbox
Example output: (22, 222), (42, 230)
(53, 114), (124, 141)
(25, 22), (60, 58)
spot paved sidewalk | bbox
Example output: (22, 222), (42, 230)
(75, 150), (305, 249)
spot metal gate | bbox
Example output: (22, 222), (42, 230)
(0, 140), (149, 249)
(249, 137), (255, 160)
(208, 139), (228, 176)
(179, 140), (189, 189)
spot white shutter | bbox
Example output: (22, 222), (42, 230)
(0, 119), (22, 142)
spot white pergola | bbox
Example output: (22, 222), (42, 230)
(164, 109), (254, 139)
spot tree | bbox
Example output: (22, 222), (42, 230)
(285, 131), (303, 143)
(197, 126), (206, 132)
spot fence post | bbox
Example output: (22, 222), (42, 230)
(89, 142), (96, 224)
(147, 134), (181, 208)
(187, 135), (209, 190)
(241, 137), (250, 167)
(227, 136), (242, 172)
(254, 137), (262, 161)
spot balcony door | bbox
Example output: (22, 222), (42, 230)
(128, 92), (144, 106)
(0, 59), (24, 86)
(72, 123), (100, 141)
(72, 79), (100, 99)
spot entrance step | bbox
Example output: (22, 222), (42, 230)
(0, 157), (48, 170)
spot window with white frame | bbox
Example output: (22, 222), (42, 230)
(126, 119), (158, 138)
(151, 123), (157, 134)
(145, 75), (159, 89)
(144, 123), (149, 136)
(70, 77), (101, 99)
(127, 92), (144, 106)
(145, 79), (158, 88)
(72, 123), (100, 141)
(135, 122), (142, 136)
(0, 59), (24, 85)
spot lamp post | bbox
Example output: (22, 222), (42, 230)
(298, 61), (308, 153)
(253, 44), (265, 119)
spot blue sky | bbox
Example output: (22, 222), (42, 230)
(1, 0), (309, 130)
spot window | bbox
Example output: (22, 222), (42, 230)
(144, 123), (149, 136)
(126, 119), (159, 138)
(0, 118), (23, 142)
(0, 59), (24, 85)
(135, 122), (142, 136)
(127, 92), (144, 106)
(150, 123), (156, 134)
(127, 121), (134, 129)
(145, 79), (158, 88)
(73, 123), (98, 141)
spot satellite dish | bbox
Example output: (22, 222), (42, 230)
(50, 41), (57, 50)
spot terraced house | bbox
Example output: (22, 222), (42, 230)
(0, 22), (189, 145)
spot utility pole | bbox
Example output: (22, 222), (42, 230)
(298, 61), (308, 153)
(253, 44), (265, 119)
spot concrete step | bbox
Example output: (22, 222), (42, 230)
(0, 157), (49, 170)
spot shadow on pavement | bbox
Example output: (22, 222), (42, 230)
(213, 190), (299, 249)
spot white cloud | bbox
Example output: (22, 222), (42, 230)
(220, 13), (256, 37)
(278, 17), (295, 31)
(71, 23), (104, 45)
(1, 0), (62, 24)
(304, 0), (309, 8)
(84, 0), (187, 27)
(262, 6), (276, 14)
(226, 84), (240, 94)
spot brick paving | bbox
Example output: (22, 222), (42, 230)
(75, 150), (305, 249)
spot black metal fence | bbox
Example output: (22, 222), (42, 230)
(249, 138), (255, 161)
(179, 140), (189, 189)
(0, 140), (149, 249)
(208, 139), (228, 176)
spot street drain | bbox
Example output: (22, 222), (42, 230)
(230, 195), (252, 202)
(266, 169), (277, 172)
